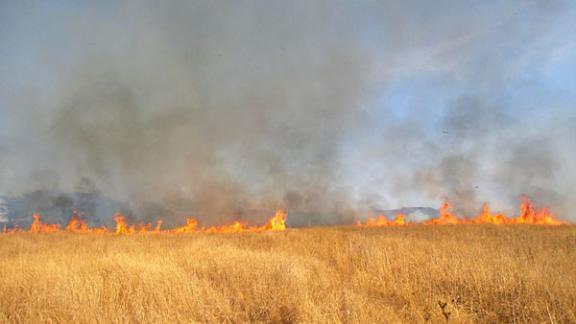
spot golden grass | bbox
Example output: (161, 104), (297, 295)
(0, 225), (575, 323)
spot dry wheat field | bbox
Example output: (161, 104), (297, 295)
(0, 225), (575, 323)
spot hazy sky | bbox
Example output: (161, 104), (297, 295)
(1, 0), (575, 222)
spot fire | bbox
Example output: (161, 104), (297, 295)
(174, 218), (198, 233)
(264, 209), (287, 231)
(4, 209), (289, 234)
(0, 197), (567, 235)
(114, 213), (130, 234)
(176, 209), (286, 233)
(29, 212), (60, 233)
(394, 214), (405, 225)
(427, 201), (460, 225)
(65, 211), (91, 233)
(356, 197), (565, 227)
(475, 202), (506, 224)
(516, 196), (560, 225)
(362, 213), (405, 227)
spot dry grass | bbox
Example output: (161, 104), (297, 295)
(0, 225), (575, 323)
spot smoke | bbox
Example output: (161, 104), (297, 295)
(1, 0), (575, 224)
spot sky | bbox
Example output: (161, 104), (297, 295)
(1, 0), (575, 224)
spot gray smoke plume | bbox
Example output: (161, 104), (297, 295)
(1, 0), (575, 225)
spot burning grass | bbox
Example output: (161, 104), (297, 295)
(0, 225), (574, 323)
(3, 197), (563, 236)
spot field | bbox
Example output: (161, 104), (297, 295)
(0, 225), (575, 323)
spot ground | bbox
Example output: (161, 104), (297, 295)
(0, 225), (574, 323)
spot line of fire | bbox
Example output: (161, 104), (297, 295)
(2, 197), (566, 235)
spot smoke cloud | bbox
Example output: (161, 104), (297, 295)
(1, 0), (575, 225)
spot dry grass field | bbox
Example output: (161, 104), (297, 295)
(0, 225), (575, 323)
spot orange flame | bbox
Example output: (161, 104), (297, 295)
(358, 212), (406, 227)
(516, 196), (560, 225)
(114, 213), (130, 234)
(426, 201), (460, 225)
(1, 197), (567, 235)
(264, 209), (287, 231)
(356, 198), (565, 227)
(4, 209), (289, 235)
(29, 212), (60, 233)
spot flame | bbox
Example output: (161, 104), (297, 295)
(173, 209), (286, 234)
(474, 202), (506, 224)
(516, 196), (560, 225)
(356, 197), (565, 227)
(426, 201), (460, 225)
(362, 212), (405, 227)
(3, 209), (289, 235)
(174, 218), (198, 233)
(29, 212), (60, 233)
(1, 197), (567, 235)
(114, 213), (130, 234)
(264, 209), (287, 231)
(64, 210), (89, 233)
(394, 214), (405, 225)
